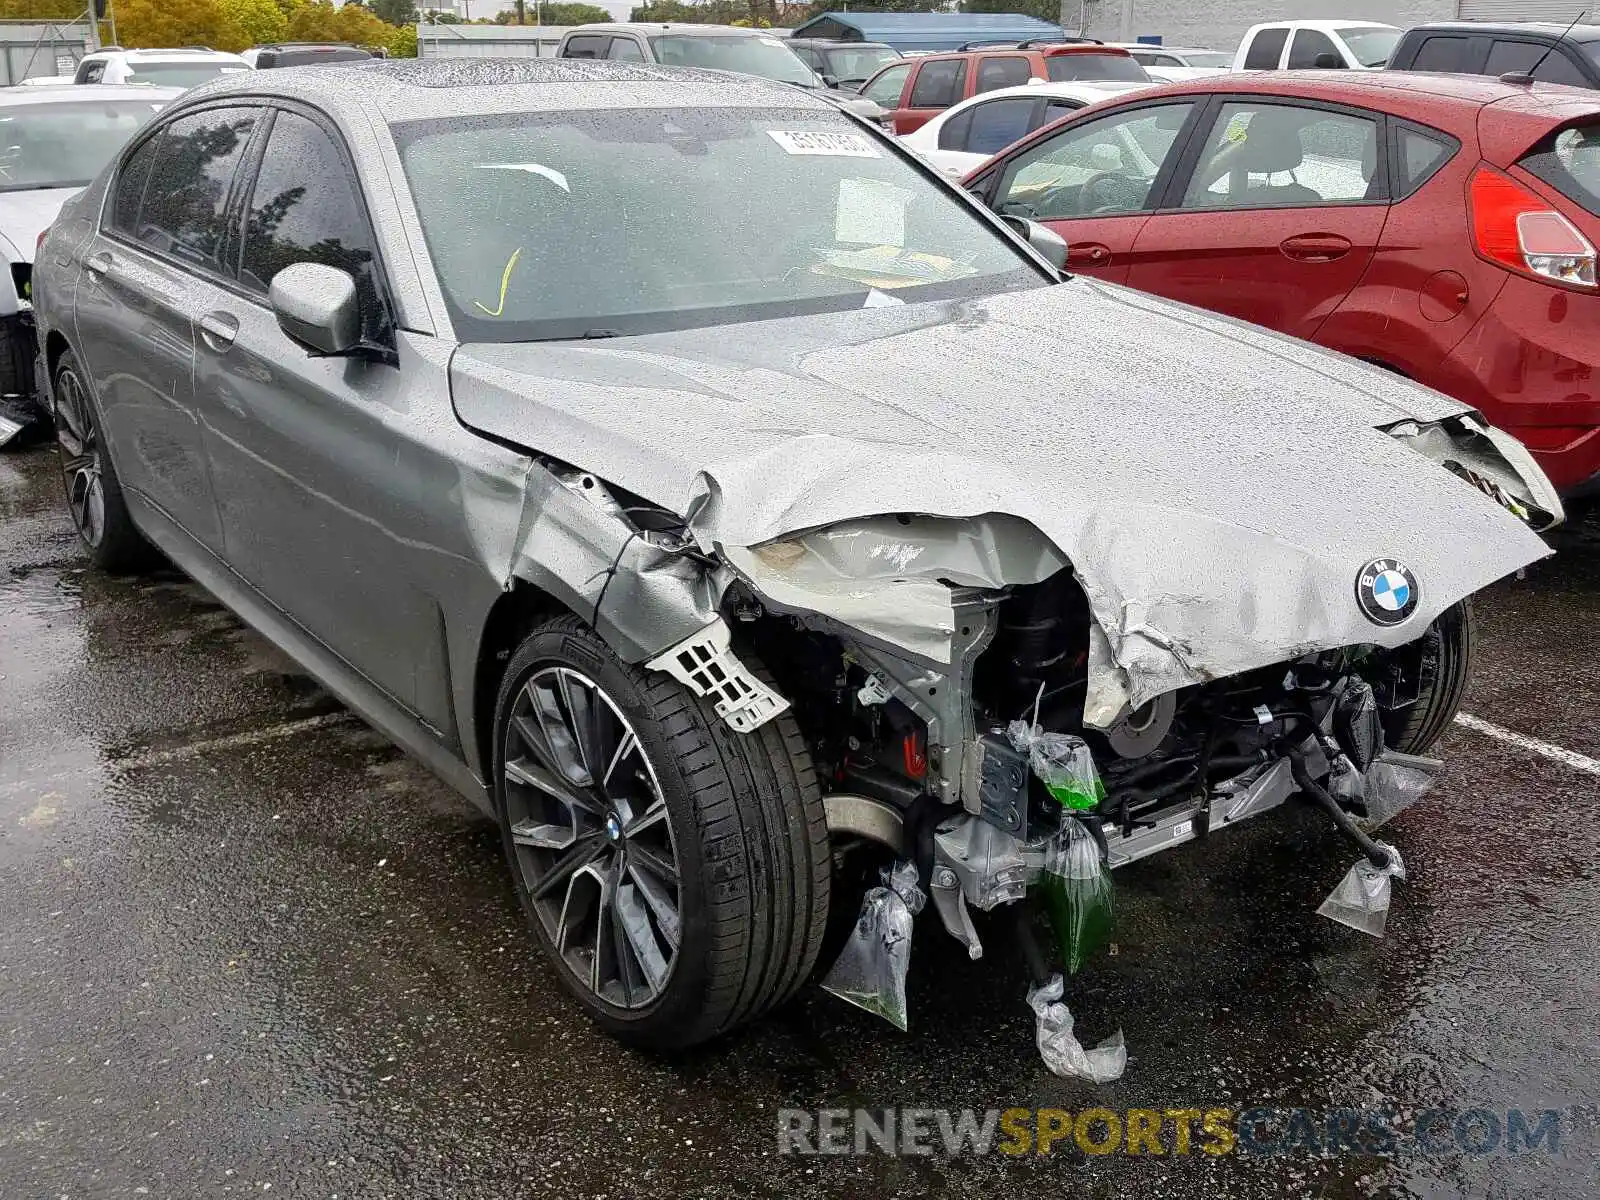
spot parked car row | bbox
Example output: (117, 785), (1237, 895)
(946, 69), (1600, 494)
(26, 57), (1559, 1055)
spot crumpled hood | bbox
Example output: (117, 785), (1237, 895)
(451, 279), (1551, 710)
(0, 188), (78, 263)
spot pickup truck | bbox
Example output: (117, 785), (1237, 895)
(1233, 21), (1400, 71)
(1386, 21), (1600, 88)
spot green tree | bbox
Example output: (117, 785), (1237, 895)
(113, 0), (233, 49)
(216, 0), (289, 50)
(387, 22), (418, 55)
(370, 0), (417, 25)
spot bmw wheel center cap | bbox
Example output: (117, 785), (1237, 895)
(1356, 558), (1420, 626)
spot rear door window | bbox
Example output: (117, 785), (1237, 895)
(1287, 28), (1340, 68)
(963, 97), (1040, 155)
(1181, 103), (1381, 210)
(606, 36), (645, 61)
(1394, 125), (1458, 199)
(908, 59), (966, 108)
(1243, 28), (1288, 69)
(562, 34), (608, 59)
(131, 106), (258, 272)
(1485, 39), (1589, 86)
(108, 131), (161, 236)
(975, 55), (1032, 93)
(1409, 35), (1474, 72)
(1520, 124), (1600, 218)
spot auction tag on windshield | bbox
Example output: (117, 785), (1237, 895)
(767, 129), (880, 158)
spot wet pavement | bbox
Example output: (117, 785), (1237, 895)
(2, 440), (1597, 1199)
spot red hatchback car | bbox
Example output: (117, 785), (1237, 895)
(963, 71), (1600, 494)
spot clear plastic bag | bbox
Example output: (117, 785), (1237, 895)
(1026, 973), (1126, 1083)
(821, 860), (926, 1031)
(1317, 840), (1406, 937)
(1361, 752), (1439, 830)
(1038, 817), (1114, 974)
(1006, 720), (1104, 811)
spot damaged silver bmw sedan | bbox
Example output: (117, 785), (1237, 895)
(34, 59), (1563, 1049)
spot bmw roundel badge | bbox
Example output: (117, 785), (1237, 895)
(1356, 558), (1420, 626)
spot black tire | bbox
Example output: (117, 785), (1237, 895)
(492, 615), (830, 1049)
(1383, 601), (1474, 755)
(52, 349), (155, 574)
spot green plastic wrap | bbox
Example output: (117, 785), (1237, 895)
(1038, 817), (1114, 975)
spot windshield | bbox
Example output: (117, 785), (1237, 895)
(1182, 50), (1232, 67)
(394, 106), (1044, 343)
(822, 45), (900, 84)
(649, 35), (819, 86)
(0, 98), (167, 192)
(124, 62), (245, 87)
(1340, 26), (1400, 67)
(1045, 53), (1151, 82)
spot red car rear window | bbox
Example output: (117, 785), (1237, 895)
(1044, 52), (1149, 83)
(1520, 124), (1600, 218)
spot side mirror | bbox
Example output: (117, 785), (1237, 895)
(821, 71), (839, 88)
(270, 262), (360, 356)
(1001, 214), (1068, 272)
(1313, 52), (1342, 68)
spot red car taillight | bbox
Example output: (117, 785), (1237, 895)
(1470, 166), (1597, 288)
(35, 227), (47, 255)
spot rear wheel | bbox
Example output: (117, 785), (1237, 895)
(1380, 601), (1474, 755)
(492, 616), (830, 1048)
(53, 350), (154, 573)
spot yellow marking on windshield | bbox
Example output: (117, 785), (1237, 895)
(472, 247), (523, 317)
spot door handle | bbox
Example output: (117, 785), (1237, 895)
(85, 250), (112, 276)
(1066, 242), (1113, 267)
(1279, 233), (1353, 263)
(198, 311), (239, 352)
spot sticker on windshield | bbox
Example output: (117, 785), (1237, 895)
(767, 130), (880, 158)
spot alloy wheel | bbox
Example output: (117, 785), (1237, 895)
(502, 666), (682, 1009)
(53, 369), (106, 549)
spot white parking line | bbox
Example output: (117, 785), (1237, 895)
(1454, 713), (1600, 778)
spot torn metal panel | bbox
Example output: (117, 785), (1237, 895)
(450, 279), (1553, 714)
(721, 513), (1065, 664)
(1385, 414), (1564, 532)
(503, 463), (728, 664)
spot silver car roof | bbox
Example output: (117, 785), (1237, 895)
(180, 57), (832, 124)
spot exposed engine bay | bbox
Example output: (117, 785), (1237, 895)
(732, 560), (1446, 957)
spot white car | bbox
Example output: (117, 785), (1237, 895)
(900, 80), (1153, 177)
(1233, 21), (1401, 72)
(72, 48), (251, 89)
(1111, 43), (1232, 82)
(0, 84), (180, 446)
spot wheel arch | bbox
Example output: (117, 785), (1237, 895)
(471, 578), (567, 798)
(44, 328), (71, 388)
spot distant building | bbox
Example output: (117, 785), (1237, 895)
(1110, 0), (1587, 55)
